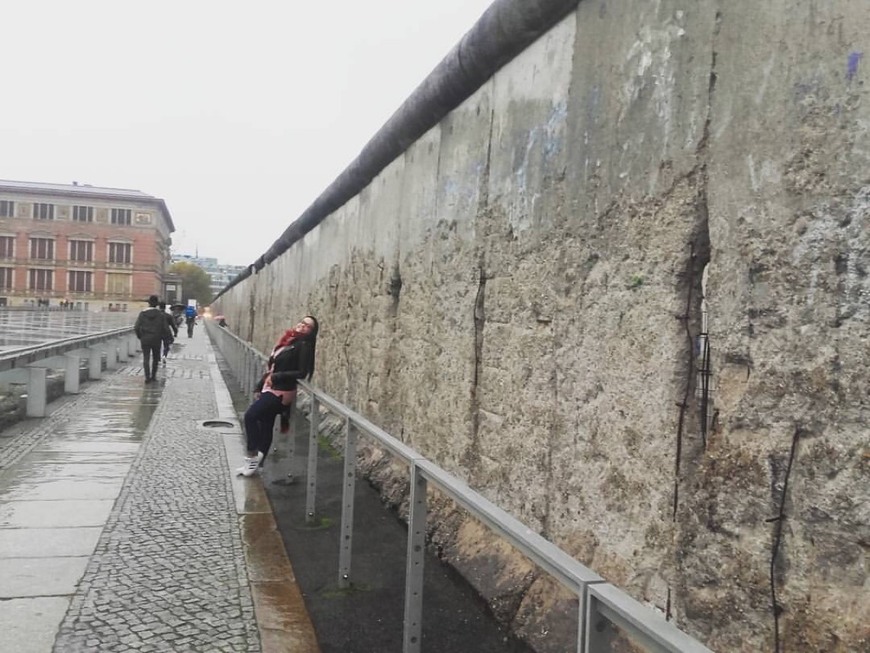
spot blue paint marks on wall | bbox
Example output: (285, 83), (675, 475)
(846, 52), (863, 82)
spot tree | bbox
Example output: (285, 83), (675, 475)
(169, 262), (212, 306)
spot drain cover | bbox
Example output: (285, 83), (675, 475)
(201, 419), (236, 428)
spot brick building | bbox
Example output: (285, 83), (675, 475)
(0, 180), (175, 311)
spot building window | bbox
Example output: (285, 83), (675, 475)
(69, 240), (94, 262)
(110, 208), (131, 225)
(0, 236), (13, 258)
(0, 200), (14, 217)
(72, 205), (94, 222)
(30, 237), (54, 260)
(33, 203), (55, 220)
(0, 267), (12, 290)
(108, 242), (132, 263)
(106, 273), (131, 295)
(68, 270), (93, 292)
(29, 269), (53, 291)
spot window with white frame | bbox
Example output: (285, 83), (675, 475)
(30, 237), (54, 260)
(33, 203), (55, 220)
(106, 272), (131, 295)
(108, 242), (132, 263)
(0, 236), (13, 258)
(69, 240), (94, 262)
(29, 268), (53, 291)
(68, 270), (93, 292)
(0, 267), (12, 290)
(110, 208), (131, 225)
(72, 205), (94, 222)
(0, 200), (14, 217)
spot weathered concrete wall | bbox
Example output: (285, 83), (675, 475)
(216, 2), (869, 651)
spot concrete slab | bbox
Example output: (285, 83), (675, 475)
(0, 527), (102, 557)
(241, 512), (296, 583)
(38, 441), (140, 454)
(223, 434), (272, 514)
(0, 556), (90, 597)
(0, 478), (124, 501)
(0, 597), (71, 653)
(0, 499), (115, 528)
(253, 582), (321, 653)
(2, 462), (131, 480)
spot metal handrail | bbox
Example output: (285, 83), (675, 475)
(206, 320), (713, 653)
(0, 326), (134, 372)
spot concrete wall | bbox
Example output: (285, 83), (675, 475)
(216, 2), (869, 651)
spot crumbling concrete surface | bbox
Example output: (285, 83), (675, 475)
(216, 2), (869, 651)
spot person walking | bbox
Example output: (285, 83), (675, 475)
(134, 295), (171, 383)
(184, 305), (197, 338)
(237, 315), (319, 476)
(159, 301), (178, 365)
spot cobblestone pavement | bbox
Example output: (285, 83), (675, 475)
(0, 331), (263, 652)
(54, 336), (260, 653)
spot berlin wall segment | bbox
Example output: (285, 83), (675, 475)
(215, 2), (869, 651)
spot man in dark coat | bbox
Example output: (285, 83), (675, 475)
(135, 295), (170, 383)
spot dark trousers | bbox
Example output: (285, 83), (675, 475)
(243, 392), (285, 458)
(141, 340), (161, 379)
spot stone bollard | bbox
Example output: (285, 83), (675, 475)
(105, 342), (119, 370)
(26, 366), (48, 417)
(117, 340), (129, 363)
(65, 352), (81, 394)
(88, 346), (103, 380)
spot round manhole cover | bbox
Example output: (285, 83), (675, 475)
(201, 419), (236, 429)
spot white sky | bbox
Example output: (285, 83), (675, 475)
(1, 0), (494, 266)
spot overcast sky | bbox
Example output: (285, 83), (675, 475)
(1, 0), (494, 266)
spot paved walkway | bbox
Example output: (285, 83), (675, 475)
(0, 327), (319, 652)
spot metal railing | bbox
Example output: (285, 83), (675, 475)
(0, 326), (137, 416)
(206, 320), (713, 653)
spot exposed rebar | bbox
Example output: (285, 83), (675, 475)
(767, 426), (800, 653)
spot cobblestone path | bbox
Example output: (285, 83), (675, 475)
(51, 342), (261, 652)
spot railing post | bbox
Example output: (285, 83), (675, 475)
(305, 396), (320, 524)
(338, 416), (357, 589)
(117, 339), (129, 363)
(251, 352), (261, 395)
(26, 366), (48, 417)
(403, 464), (427, 653)
(244, 350), (253, 393)
(585, 592), (608, 653)
(105, 342), (119, 370)
(88, 346), (102, 380)
(129, 334), (138, 357)
(64, 352), (80, 393)
(577, 588), (588, 653)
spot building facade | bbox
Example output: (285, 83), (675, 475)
(0, 180), (175, 311)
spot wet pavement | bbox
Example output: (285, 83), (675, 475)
(1, 320), (534, 653)
(0, 327), (317, 652)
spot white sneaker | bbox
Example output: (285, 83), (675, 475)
(236, 457), (257, 476)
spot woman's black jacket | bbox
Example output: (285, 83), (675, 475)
(255, 339), (315, 392)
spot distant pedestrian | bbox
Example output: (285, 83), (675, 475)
(134, 295), (171, 383)
(237, 315), (319, 477)
(184, 305), (197, 338)
(159, 301), (178, 365)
